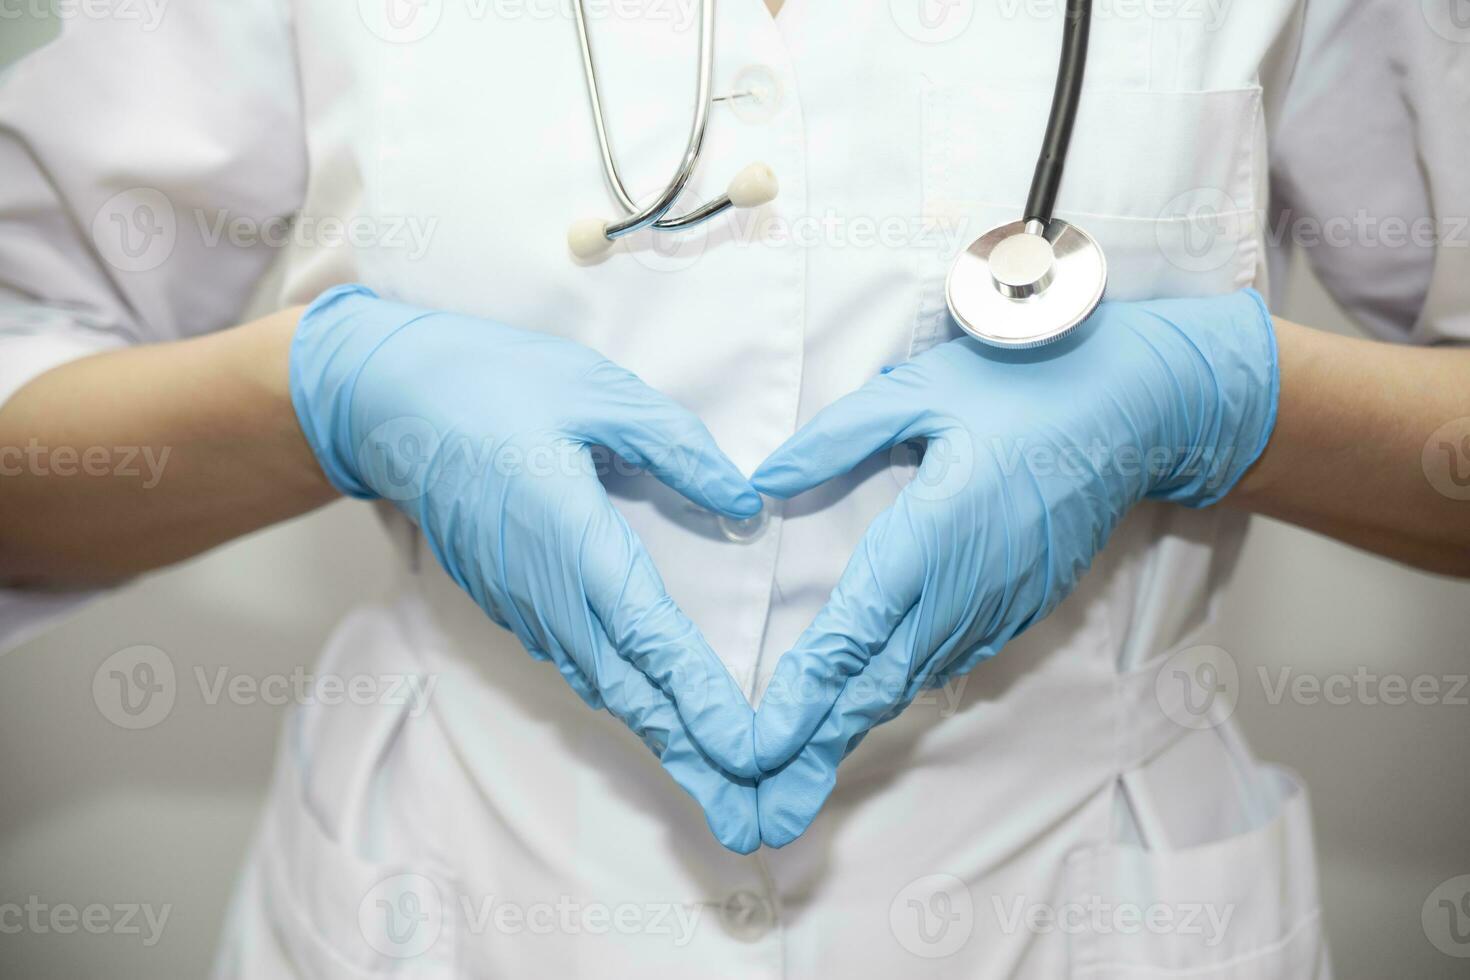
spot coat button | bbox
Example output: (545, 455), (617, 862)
(727, 65), (783, 124)
(719, 889), (775, 942)
(718, 506), (770, 543)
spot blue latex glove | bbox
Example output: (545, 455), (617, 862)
(749, 291), (1279, 846)
(290, 285), (762, 852)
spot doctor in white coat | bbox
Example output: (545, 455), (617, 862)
(1, 0), (1468, 977)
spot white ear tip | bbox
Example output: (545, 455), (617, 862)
(727, 163), (778, 208)
(568, 218), (613, 260)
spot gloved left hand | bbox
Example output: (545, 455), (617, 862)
(748, 291), (1279, 846)
(290, 285), (762, 851)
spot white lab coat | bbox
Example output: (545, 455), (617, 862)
(2, 1), (1467, 976)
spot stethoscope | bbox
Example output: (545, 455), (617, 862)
(567, 0), (1106, 350)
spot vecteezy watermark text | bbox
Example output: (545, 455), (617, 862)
(997, 0), (1231, 31)
(0, 440), (170, 488)
(0, 897), (171, 947)
(357, 873), (704, 962)
(194, 210), (437, 263)
(992, 894), (1235, 948)
(1259, 666), (1469, 708)
(0, 0), (168, 31)
(92, 645), (439, 730)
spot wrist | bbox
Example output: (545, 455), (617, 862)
(232, 304), (338, 503)
(289, 284), (402, 500)
(1142, 289), (1281, 507)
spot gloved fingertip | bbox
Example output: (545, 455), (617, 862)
(703, 792), (761, 854)
(672, 674), (760, 778)
(749, 461), (805, 501)
(703, 735), (761, 781)
(752, 713), (804, 774)
(759, 825), (800, 850)
(715, 821), (763, 855)
(757, 791), (824, 849)
(678, 471), (762, 520)
(757, 753), (837, 847)
(729, 488), (764, 520)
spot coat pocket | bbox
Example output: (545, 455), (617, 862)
(258, 604), (463, 978)
(1062, 766), (1328, 980)
(916, 83), (1265, 354)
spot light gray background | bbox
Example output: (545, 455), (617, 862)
(2, 17), (1468, 980)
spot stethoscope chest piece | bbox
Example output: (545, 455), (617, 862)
(945, 218), (1107, 349)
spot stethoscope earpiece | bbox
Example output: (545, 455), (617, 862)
(567, 161), (778, 262)
(726, 162), (778, 209)
(567, 0), (780, 262)
(567, 218), (613, 261)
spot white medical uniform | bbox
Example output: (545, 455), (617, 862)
(2, 1), (1467, 976)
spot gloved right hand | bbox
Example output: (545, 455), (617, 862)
(289, 285), (762, 852)
(746, 291), (1279, 847)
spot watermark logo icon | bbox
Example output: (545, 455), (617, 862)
(359, 873), (445, 960)
(1156, 644), (1239, 730)
(891, 0), (976, 43)
(357, 416), (442, 502)
(359, 0), (442, 43)
(889, 425), (976, 503)
(1423, 0), (1470, 44)
(890, 873), (974, 958)
(1422, 418), (1470, 501)
(92, 188), (176, 273)
(1156, 187), (1250, 274)
(1423, 875), (1470, 958)
(622, 184), (712, 274)
(93, 645), (176, 730)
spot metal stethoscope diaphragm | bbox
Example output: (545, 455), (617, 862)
(945, 0), (1107, 347)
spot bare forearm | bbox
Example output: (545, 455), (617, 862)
(1230, 319), (1470, 577)
(0, 307), (336, 587)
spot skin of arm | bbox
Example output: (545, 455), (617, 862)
(1229, 318), (1470, 578)
(0, 310), (1466, 588)
(0, 306), (333, 588)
